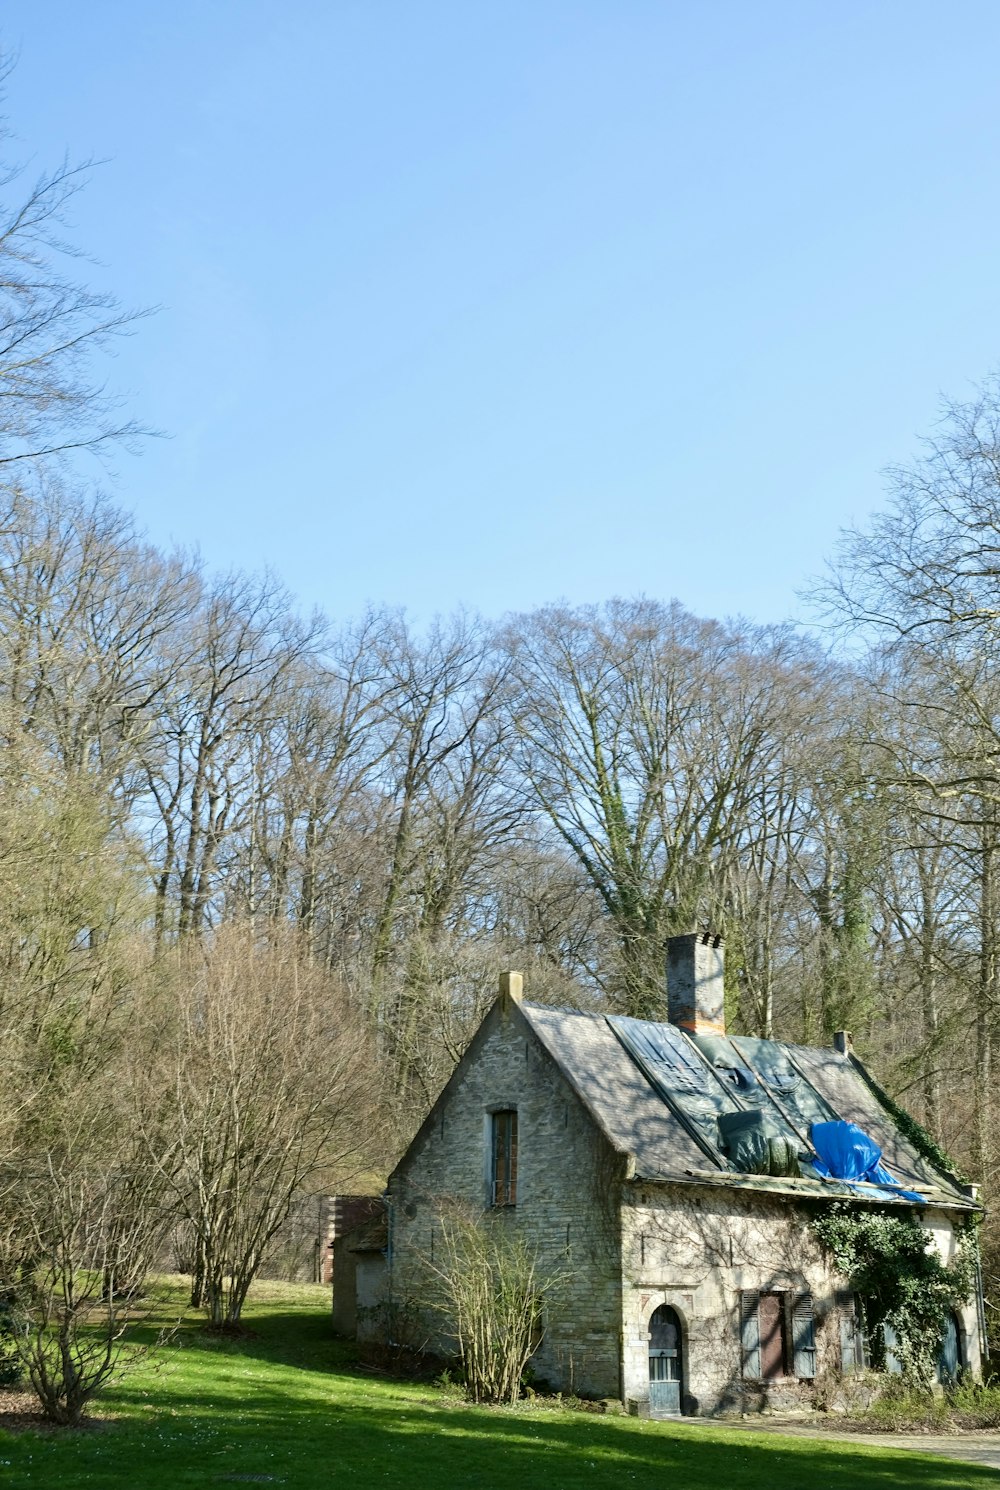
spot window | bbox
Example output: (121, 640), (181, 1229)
(490, 1109), (518, 1207)
(937, 1311), (963, 1385)
(740, 1291), (815, 1380)
(839, 1293), (869, 1374)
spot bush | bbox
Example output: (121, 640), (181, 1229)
(858, 1377), (1000, 1432)
(427, 1202), (565, 1405)
(0, 1155), (171, 1424)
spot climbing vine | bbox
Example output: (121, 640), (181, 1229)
(849, 1062), (969, 1182)
(811, 1204), (976, 1386)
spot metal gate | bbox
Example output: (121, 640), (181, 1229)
(648, 1305), (682, 1415)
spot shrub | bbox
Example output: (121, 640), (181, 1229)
(427, 1202), (564, 1405)
(0, 1153), (171, 1424)
(857, 1377), (1000, 1432)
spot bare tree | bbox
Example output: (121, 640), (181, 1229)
(367, 613), (512, 975)
(0, 480), (198, 816)
(140, 925), (377, 1327)
(507, 599), (821, 1016)
(0, 789), (167, 1428)
(0, 59), (148, 470)
(345, 613), (528, 1105)
(0, 1141), (168, 1426)
(218, 610), (400, 952)
(817, 376), (1000, 1319)
(141, 571), (323, 940)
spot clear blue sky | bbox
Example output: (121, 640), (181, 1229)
(5, 2), (1000, 628)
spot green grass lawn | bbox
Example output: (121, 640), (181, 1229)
(0, 1279), (994, 1490)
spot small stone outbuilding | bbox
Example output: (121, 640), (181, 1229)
(344, 934), (984, 1416)
(331, 1206), (388, 1341)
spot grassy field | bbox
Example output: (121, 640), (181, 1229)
(0, 1279), (994, 1490)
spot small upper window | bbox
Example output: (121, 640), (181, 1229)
(491, 1110), (518, 1207)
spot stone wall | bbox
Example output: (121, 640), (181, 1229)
(386, 994), (624, 1397)
(356, 1253), (388, 1344)
(621, 1183), (841, 1414)
(331, 1231), (359, 1337)
(621, 1185), (981, 1415)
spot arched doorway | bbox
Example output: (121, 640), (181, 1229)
(648, 1305), (683, 1416)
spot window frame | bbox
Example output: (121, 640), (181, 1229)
(839, 1291), (869, 1374)
(740, 1289), (815, 1381)
(489, 1108), (518, 1208)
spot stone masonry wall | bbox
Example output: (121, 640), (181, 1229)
(386, 995), (624, 1398)
(621, 1185), (981, 1415)
(622, 1184), (836, 1415)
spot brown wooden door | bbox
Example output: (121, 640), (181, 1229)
(758, 1293), (784, 1379)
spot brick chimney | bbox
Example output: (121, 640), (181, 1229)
(666, 930), (725, 1036)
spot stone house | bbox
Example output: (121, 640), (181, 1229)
(351, 933), (983, 1416)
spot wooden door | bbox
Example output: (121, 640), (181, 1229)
(758, 1293), (784, 1379)
(648, 1306), (682, 1415)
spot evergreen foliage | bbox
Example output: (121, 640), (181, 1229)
(812, 1203), (975, 1386)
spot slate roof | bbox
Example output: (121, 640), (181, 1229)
(343, 1209), (389, 1254)
(521, 1002), (976, 1212)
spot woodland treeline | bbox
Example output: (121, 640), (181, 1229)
(2, 75), (1000, 1419)
(8, 452), (1000, 1175)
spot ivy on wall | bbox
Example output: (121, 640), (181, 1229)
(811, 1203), (975, 1386)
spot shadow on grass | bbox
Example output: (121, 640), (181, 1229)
(125, 1305), (357, 1366)
(25, 1302), (992, 1490)
(98, 1376), (1000, 1490)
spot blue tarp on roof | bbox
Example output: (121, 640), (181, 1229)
(811, 1120), (924, 1203)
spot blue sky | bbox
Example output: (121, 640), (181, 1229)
(5, 2), (1000, 628)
